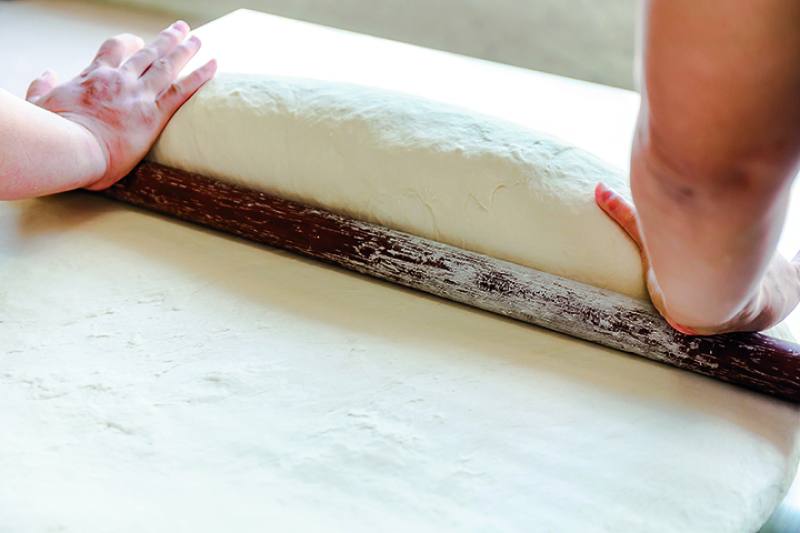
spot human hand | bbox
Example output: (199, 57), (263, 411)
(595, 182), (800, 335)
(25, 21), (216, 191)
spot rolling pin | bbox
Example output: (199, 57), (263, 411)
(102, 161), (800, 403)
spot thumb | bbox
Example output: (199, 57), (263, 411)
(26, 69), (58, 104)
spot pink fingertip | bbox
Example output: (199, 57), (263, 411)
(597, 186), (615, 206)
(594, 183), (606, 202)
(172, 20), (190, 32)
(670, 321), (697, 336)
(596, 182), (616, 200)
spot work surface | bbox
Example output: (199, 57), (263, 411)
(2, 5), (800, 532)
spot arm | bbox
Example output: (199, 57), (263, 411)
(0, 88), (106, 198)
(0, 22), (216, 200)
(597, 0), (800, 334)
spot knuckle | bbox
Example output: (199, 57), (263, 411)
(160, 84), (185, 108)
(178, 41), (195, 54)
(104, 36), (123, 48)
(118, 33), (145, 51)
(80, 68), (125, 98)
(160, 28), (182, 44)
(171, 83), (186, 98)
(98, 37), (122, 55)
(150, 58), (174, 79)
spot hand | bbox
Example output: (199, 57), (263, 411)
(25, 21), (216, 191)
(595, 182), (800, 335)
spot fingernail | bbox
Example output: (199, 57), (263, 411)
(172, 20), (189, 30)
(188, 35), (201, 46)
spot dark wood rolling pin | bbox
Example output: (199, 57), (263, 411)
(102, 161), (800, 403)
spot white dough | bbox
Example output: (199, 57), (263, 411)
(1, 194), (799, 533)
(151, 74), (646, 299)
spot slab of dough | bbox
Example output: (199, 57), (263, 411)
(1, 194), (799, 532)
(151, 74), (646, 299)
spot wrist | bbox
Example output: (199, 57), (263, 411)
(59, 115), (108, 188)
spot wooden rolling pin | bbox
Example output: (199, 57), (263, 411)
(102, 161), (800, 403)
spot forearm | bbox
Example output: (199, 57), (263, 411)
(0, 89), (105, 199)
(632, 128), (795, 328)
(633, 0), (800, 330)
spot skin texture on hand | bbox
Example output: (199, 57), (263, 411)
(0, 21), (216, 198)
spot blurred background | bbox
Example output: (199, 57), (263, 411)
(17, 0), (637, 89)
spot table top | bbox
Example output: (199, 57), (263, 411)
(2, 7), (800, 532)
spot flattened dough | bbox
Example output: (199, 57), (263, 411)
(1, 195), (799, 533)
(151, 74), (646, 299)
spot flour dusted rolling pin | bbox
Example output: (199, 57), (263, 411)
(102, 161), (800, 403)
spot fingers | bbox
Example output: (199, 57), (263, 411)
(122, 21), (190, 76)
(141, 35), (202, 93)
(595, 182), (644, 249)
(157, 59), (217, 117)
(666, 318), (699, 336)
(596, 182), (701, 336)
(85, 33), (145, 72)
(25, 69), (58, 104)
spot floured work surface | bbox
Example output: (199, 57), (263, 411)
(2, 9), (800, 533)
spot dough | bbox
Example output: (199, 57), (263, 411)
(151, 74), (646, 299)
(1, 194), (798, 533)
